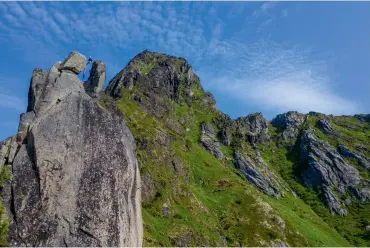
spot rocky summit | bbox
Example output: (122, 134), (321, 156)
(1, 50), (370, 247)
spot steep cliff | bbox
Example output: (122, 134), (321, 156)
(0, 52), (143, 246)
(2, 49), (370, 247)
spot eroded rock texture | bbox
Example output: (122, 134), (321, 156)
(3, 52), (143, 247)
(234, 152), (283, 198)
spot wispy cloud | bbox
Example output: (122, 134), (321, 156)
(199, 39), (361, 116)
(0, 1), (361, 117)
(253, 2), (277, 18)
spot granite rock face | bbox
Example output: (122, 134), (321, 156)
(84, 60), (106, 98)
(200, 122), (223, 159)
(317, 119), (335, 134)
(106, 50), (216, 119)
(298, 129), (365, 215)
(106, 50), (202, 102)
(338, 144), (370, 170)
(271, 111), (305, 142)
(213, 113), (270, 147)
(3, 52), (143, 247)
(59, 51), (87, 74)
(234, 152), (283, 199)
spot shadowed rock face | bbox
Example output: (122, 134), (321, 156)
(84, 60), (106, 98)
(213, 113), (271, 147)
(298, 129), (364, 215)
(200, 122), (223, 159)
(271, 111), (305, 142)
(106, 50), (201, 102)
(234, 152), (284, 199)
(3, 52), (143, 247)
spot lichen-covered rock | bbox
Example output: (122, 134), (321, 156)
(234, 113), (270, 144)
(317, 119), (334, 134)
(29, 69), (84, 116)
(16, 111), (35, 145)
(60, 51), (86, 74)
(165, 118), (184, 135)
(322, 186), (347, 216)
(271, 111), (305, 142)
(6, 52), (143, 247)
(142, 172), (156, 204)
(354, 114), (370, 122)
(84, 60), (106, 98)
(338, 144), (370, 170)
(106, 50), (202, 103)
(200, 122), (223, 159)
(234, 152), (283, 198)
(213, 113), (270, 146)
(298, 129), (368, 214)
(202, 92), (217, 109)
(0, 137), (17, 168)
(50, 61), (61, 73)
(300, 130), (360, 188)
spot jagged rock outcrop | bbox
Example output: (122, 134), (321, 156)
(354, 114), (370, 122)
(200, 122), (223, 159)
(235, 113), (270, 145)
(213, 113), (270, 146)
(338, 144), (370, 170)
(106, 50), (215, 119)
(322, 186), (347, 216)
(0, 137), (17, 170)
(107, 50), (200, 101)
(3, 51), (143, 247)
(59, 51), (86, 74)
(271, 111), (305, 142)
(317, 119), (334, 134)
(234, 152), (283, 198)
(298, 129), (366, 215)
(84, 60), (106, 98)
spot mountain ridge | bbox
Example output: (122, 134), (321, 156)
(1, 50), (369, 246)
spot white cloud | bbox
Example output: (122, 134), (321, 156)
(253, 2), (277, 18)
(0, 2), (361, 117)
(200, 39), (361, 116)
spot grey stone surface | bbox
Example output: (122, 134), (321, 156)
(16, 111), (35, 145)
(271, 111), (305, 141)
(84, 60), (106, 98)
(60, 51), (86, 74)
(235, 113), (270, 144)
(300, 130), (360, 188)
(298, 129), (367, 214)
(317, 119), (334, 134)
(6, 52), (143, 247)
(106, 50), (206, 115)
(322, 186), (347, 216)
(213, 113), (270, 146)
(50, 61), (61, 73)
(234, 152), (283, 198)
(0, 138), (11, 167)
(200, 122), (223, 159)
(338, 144), (370, 170)
(141, 172), (156, 204)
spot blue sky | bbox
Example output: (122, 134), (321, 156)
(0, 1), (370, 141)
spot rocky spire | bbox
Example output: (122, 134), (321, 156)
(84, 60), (106, 98)
(3, 51), (143, 247)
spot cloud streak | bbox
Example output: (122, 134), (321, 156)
(0, 1), (361, 117)
(200, 39), (361, 116)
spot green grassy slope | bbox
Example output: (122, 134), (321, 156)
(109, 84), (350, 246)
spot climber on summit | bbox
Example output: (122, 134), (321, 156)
(82, 56), (93, 80)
